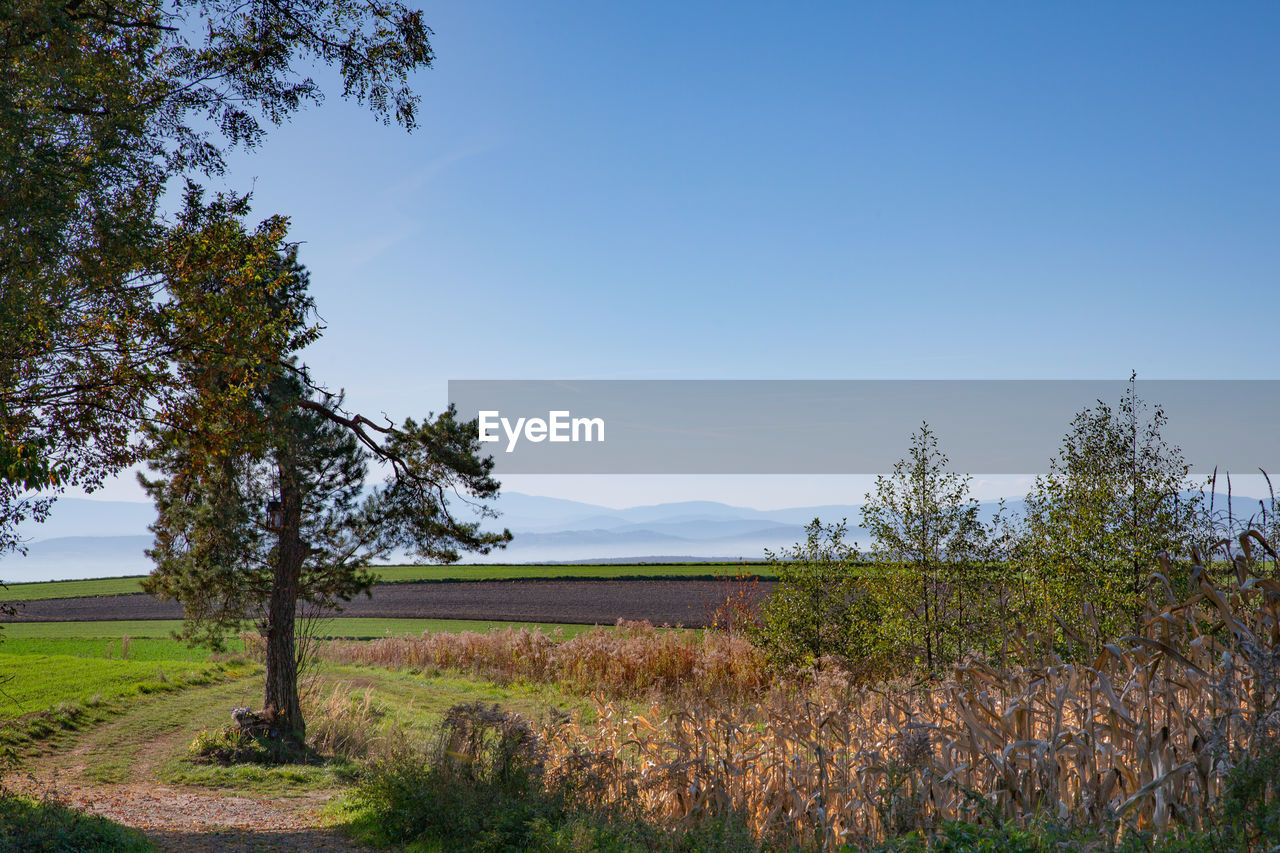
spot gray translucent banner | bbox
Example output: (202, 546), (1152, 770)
(447, 380), (1280, 475)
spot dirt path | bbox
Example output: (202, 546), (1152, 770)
(6, 678), (374, 853)
(13, 779), (375, 852)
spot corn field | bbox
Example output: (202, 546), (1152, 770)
(527, 534), (1280, 848)
(285, 535), (1280, 846)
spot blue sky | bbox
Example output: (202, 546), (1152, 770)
(93, 2), (1280, 508)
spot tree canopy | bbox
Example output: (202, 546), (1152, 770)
(138, 233), (510, 738)
(1, 0), (436, 550)
(1020, 377), (1200, 649)
(751, 518), (879, 674)
(861, 422), (1008, 671)
(2, 0), (512, 734)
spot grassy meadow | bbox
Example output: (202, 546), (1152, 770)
(0, 562), (773, 601)
(0, 650), (235, 724)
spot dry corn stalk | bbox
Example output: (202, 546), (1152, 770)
(537, 535), (1280, 848)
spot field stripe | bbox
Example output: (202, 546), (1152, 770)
(0, 617), (597, 640)
(2, 563), (774, 602)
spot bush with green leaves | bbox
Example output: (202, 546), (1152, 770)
(860, 422), (1017, 672)
(187, 722), (314, 766)
(1019, 377), (1200, 654)
(749, 519), (886, 674)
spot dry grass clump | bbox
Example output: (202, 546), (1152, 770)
(304, 685), (386, 760)
(317, 620), (771, 702)
(530, 533), (1280, 849)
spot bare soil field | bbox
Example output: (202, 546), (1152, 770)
(1, 579), (773, 628)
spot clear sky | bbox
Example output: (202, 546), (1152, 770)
(86, 2), (1280, 508)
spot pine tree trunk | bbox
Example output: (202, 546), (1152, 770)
(263, 449), (304, 742)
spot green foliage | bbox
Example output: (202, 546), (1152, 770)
(1201, 741), (1280, 851)
(140, 374), (380, 652)
(1, 0), (169, 511)
(136, 230), (510, 731)
(754, 423), (1017, 677)
(870, 820), (1081, 853)
(861, 422), (1014, 671)
(346, 702), (563, 850)
(1019, 377), (1200, 652)
(187, 722), (314, 766)
(750, 518), (884, 673)
(1, 0), (435, 550)
(0, 788), (155, 853)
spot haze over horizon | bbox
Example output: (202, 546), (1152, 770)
(7, 487), (1274, 584)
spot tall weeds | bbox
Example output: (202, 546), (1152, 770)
(315, 620), (771, 702)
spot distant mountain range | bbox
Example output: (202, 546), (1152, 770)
(2, 490), (1272, 584)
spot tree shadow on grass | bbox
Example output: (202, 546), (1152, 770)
(146, 826), (375, 852)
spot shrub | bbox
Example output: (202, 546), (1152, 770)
(344, 701), (764, 853)
(1196, 736), (1280, 851)
(347, 702), (560, 850)
(187, 722), (313, 766)
(750, 518), (887, 675)
(704, 568), (765, 633)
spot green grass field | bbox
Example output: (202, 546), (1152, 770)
(0, 575), (147, 600)
(0, 562), (772, 602)
(0, 615), (593, 752)
(0, 650), (239, 724)
(0, 635), (234, 661)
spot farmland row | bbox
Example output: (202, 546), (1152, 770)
(1, 578), (772, 627)
(0, 562), (772, 601)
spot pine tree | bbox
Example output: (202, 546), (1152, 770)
(140, 238), (508, 743)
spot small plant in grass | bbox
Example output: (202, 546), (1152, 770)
(188, 707), (315, 766)
(188, 725), (270, 765)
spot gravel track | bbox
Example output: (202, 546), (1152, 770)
(1, 579), (774, 627)
(5, 778), (373, 853)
